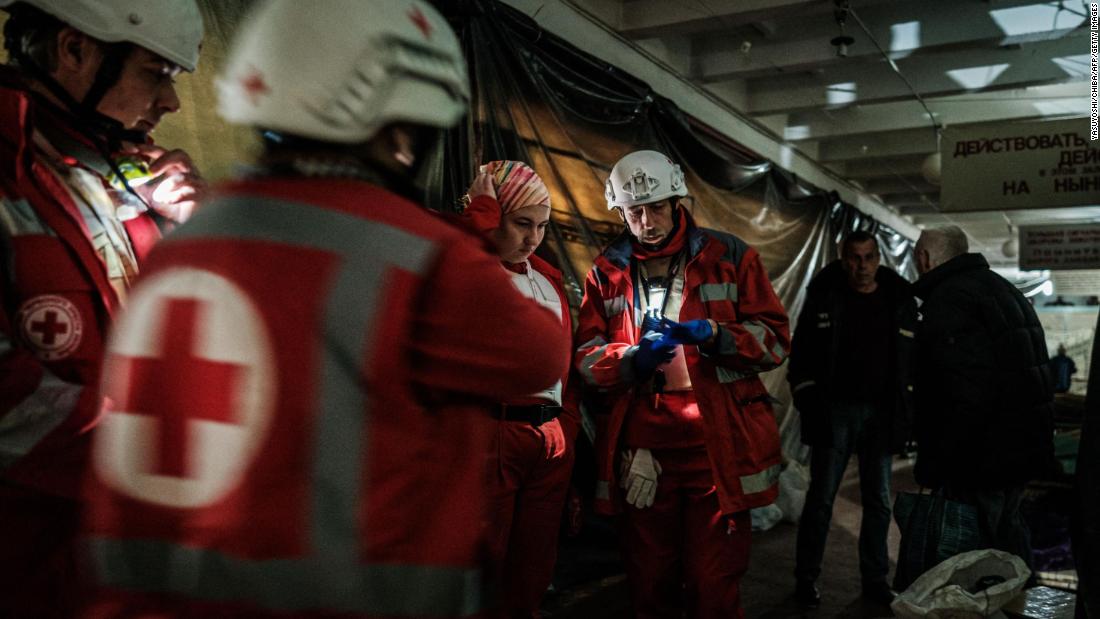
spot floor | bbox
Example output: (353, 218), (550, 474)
(543, 456), (921, 618)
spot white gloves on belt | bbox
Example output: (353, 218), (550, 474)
(619, 448), (662, 509)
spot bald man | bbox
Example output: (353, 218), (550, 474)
(910, 226), (1054, 575)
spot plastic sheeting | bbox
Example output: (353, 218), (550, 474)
(436, 0), (916, 459)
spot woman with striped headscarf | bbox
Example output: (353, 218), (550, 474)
(464, 160), (578, 618)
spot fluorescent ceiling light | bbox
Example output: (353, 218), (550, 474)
(784, 125), (811, 140)
(826, 82), (857, 105)
(989, 4), (1085, 37)
(1052, 55), (1091, 77)
(889, 21), (921, 56)
(946, 63), (1011, 89)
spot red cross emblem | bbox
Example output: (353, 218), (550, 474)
(31, 310), (68, 345)
(408, 6), (433, 39)
(109, 298), (244, 478)
(241, 68), (270, 106)
(98, 268), (275, 508)
(17, 295), (83, 360)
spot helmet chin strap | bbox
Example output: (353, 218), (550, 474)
(13, 44), (151, 206)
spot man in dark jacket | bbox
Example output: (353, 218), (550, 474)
(912, 225), (1054, 571)
(788, 230), (917, 607)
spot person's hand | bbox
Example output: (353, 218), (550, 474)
(633, 332), (676, 381)
(660, 318), (715, 345)
(466, 168), (496, 201)
(619, 448), (661, 509)
(125, 143), (207, 223)
(541, 418), (568, 460)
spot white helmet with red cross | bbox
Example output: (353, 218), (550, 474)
(216, 0), (469, 144)
(0, 0), (204, 72)
(605, 150), (688, 210)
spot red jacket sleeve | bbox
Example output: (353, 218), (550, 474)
(574, 268), (636, 389)
(410, 236), (570, 402)
(462, 195), (502, 240)
(704, 249), (791, 372)
(0, 265), (83, 471)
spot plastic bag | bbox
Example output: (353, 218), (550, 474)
(751, 503), (783, 531)
(891, 549), (1030, 618)
(775, 460), (809, 523)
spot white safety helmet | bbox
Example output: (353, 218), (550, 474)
(217, 0), (469, 144)
(0, 0), (204, 72)
(605, 150), (688, 210)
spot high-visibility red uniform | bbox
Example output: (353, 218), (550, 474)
(84, 176), (571, 618)
(463, 194), (578, 618)
(0, 67), (163, 617)
(574, 210), (789, 618)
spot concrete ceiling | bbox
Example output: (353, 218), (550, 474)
(570, 0), (1095, 266)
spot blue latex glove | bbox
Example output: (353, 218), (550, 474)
(660, 318), (714, 345)
(633, 332), (677, 381)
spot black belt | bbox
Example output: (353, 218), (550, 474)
(497, 404), (562, 426)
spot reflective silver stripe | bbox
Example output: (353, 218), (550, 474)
(88, 537), (482, 616)
(717, 326), (738, 356)
(603, 295), (627, 317)
(0, 196), (54, 236)
(699, 282), (737, 304)
(97, 197), (482, 614)
(595, 480), (610, 501)
(744, 321), (773, 356)
(899, 328), (915, 338)
(0, 368), (81, 468)
(716, 366), (749, 384)
(740, 463), (781, 495)
(771, 341), (788, 364)
(578, 336), (607, 351)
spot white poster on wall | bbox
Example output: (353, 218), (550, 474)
(1019, 223), (1100, 270)
(941, 118), (1100, 212)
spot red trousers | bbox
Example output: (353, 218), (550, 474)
(0, 481), (84, 618)
(484, 418), (574, 619)
(618, 446), (751, 619)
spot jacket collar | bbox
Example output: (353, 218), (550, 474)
(914, 252), (989, 298)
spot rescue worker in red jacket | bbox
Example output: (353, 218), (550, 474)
(84, 1), (571, 617)
(575, 150), (790, 618)
(463, 160), (578, 618)
(0, 0), (204, 615)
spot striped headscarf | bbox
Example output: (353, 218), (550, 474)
(482, 160), (551, 214)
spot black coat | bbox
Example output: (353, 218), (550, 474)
(912, 253), (1054, 489)
(1074, 312), (1100, 617)
(787, 261), (917, 453)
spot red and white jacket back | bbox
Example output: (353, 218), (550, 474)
(85, 177), (571, 617)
